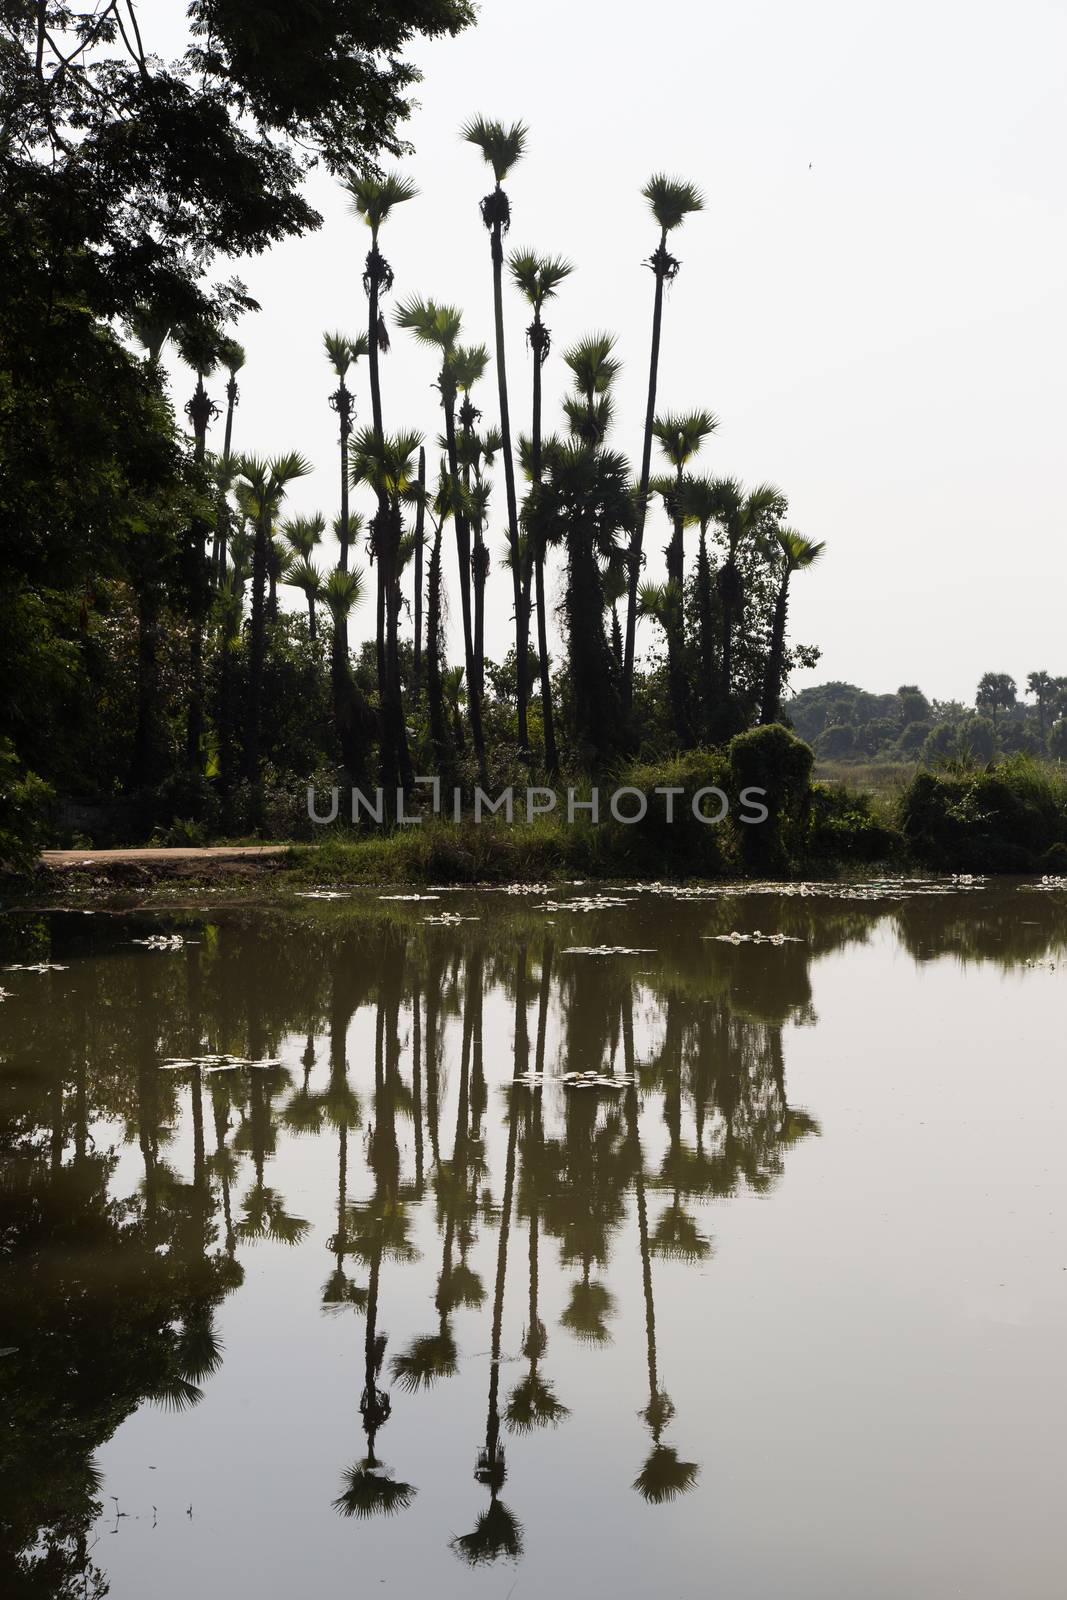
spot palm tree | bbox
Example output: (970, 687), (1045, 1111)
(528, 336), (633, 766)
(176, 323), (221, 773)
(760, 530), (825, 724)
(708, 478), (788, 724)
(463, 116), (530, 754)
(623, 175), (705, 708)
(287, 557), (324, 642)
(1027, 670), (1056, 739)
(396, 296), (487, 777)
(235, 451), (312, 793)
(213, 564), (243, 805)
(424, 462), (456, 778)
(510, 249), (572, 776)
(412, 446), (426, 692)
(128, 302), (171, 368)
(323, 332), (369, 572)
(212, 338), (245, 582)
(344, 172), (418, 441)
(680, 475), (720, 732)
(322, 565), (374, 786)
(650, 409), (718, 744)
(454, 348), (494, 695)
(350, 427), (423, 794)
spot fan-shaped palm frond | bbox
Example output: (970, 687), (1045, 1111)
(349, 428), (423, 498)
(633, 1442), (700, 1504)
(394, 295), (463, 353)
(334, 1460), (417, 1519)
(505, 1371), (569, 1433)
(175, 321), (220, 377)
(564, 332), (620, 396)
(643, 174), (704, 233)
(508, 249), (573, 307)
(128, 303), (171, 364)
(777, 528), (826, 572)
(343, 170), (419, 236)
(323, 566), (366, 623)
(652, 409), (718, 470)
(452, 342), (490, 391)
(218, 336), (245, 377)
(450, 1498), (524, 1566)
(281, 512), (326, 558)
(391, 1330), (459, 1392)
(462, 116), (528, 182)
(286, 555), (323, 601)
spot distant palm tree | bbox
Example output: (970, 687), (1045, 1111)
(343, 173), (418, 443)
(623, 175), (704, 708)
(323, 332), (369, 573)
(234, 451), (311, 793)
(650, 409), (718, 744)
(424, 462), (456, 778)
(412, 446), (426, 691)
(680, 475), (720, 731)
(322, 565), (374, 785)
(396, 296), (487, 776)
(464, 116), (530, 754)
(760, 530), (825, 724)
(708, 478), (788, 721)
(287, 556), (324, 641)
(350, 426), (423, 793)
(212, 337), (245, 582)
(510, 249), (573, 776)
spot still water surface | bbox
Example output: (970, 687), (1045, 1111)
(2, 880), (1066, 1598)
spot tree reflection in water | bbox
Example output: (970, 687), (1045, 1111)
(5, 885), (1055, 1585)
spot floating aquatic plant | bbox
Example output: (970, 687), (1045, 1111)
(3, 962), (68, 973)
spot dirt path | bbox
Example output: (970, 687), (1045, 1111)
(41, 846), (290, 867)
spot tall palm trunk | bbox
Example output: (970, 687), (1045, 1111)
(529, 313), (558, 776)
(413, 447), (425, 692)
(245, 509), (269, 783)
(185, 375), (214, 774)
(760, 571), (791, 724)
(213, 372), (239, 583)
(664, 471), (690, 746)
(381, 499), (413, 793)
(442, 389), (487, 780)
(333, 378), (354, 660)
(488, 201), (528, 755)
(623, 227), (668, 711)
(426, 520), (453, 777)
(306, 592), (317, 643)
(365, 232), (397, 788)
(695, 525), (715, 736)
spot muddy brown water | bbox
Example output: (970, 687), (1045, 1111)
(2, 880), (1065, 1598)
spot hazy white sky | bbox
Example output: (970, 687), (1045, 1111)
(157, 0), (1067, 705)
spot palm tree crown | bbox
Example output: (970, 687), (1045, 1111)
(344, 171), (419, 241)
(462, 117), (528, 184)
(643, 174), (704, 235)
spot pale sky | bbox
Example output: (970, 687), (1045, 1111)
(156, 0), (1067, 706)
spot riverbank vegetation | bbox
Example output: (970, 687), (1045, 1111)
(2, 3), (829, 873)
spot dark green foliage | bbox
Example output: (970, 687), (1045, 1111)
(728, 724), (814, 871)
(900, 758), (1067, 872)
(0, 739), (54, 873)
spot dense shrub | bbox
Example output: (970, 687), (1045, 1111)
(899, 757), (1067, 871)
(728, 724), (814, 871)
(0, 739), (55, 873)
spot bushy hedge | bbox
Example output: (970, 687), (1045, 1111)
(899, 757), (1067, 871)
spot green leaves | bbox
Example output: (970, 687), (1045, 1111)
(322, 566), (366, 622)
(280, 513), (326, 558)
(652, 410), (719, 470)
(323, 330), (368, 378)
(643, 174), (704, 233)
(563, 332), (621, 398)
(508, 248), (573, 307)
(343, 171), (419, 235)
(394, 296), (463, 353)
(462, 116), (529, 182)
(776, 528), (826, 572)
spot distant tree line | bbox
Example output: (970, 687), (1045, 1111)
(787, 673), (1067, 766)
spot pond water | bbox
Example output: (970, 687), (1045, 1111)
(2, 880), (1066, 1599)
